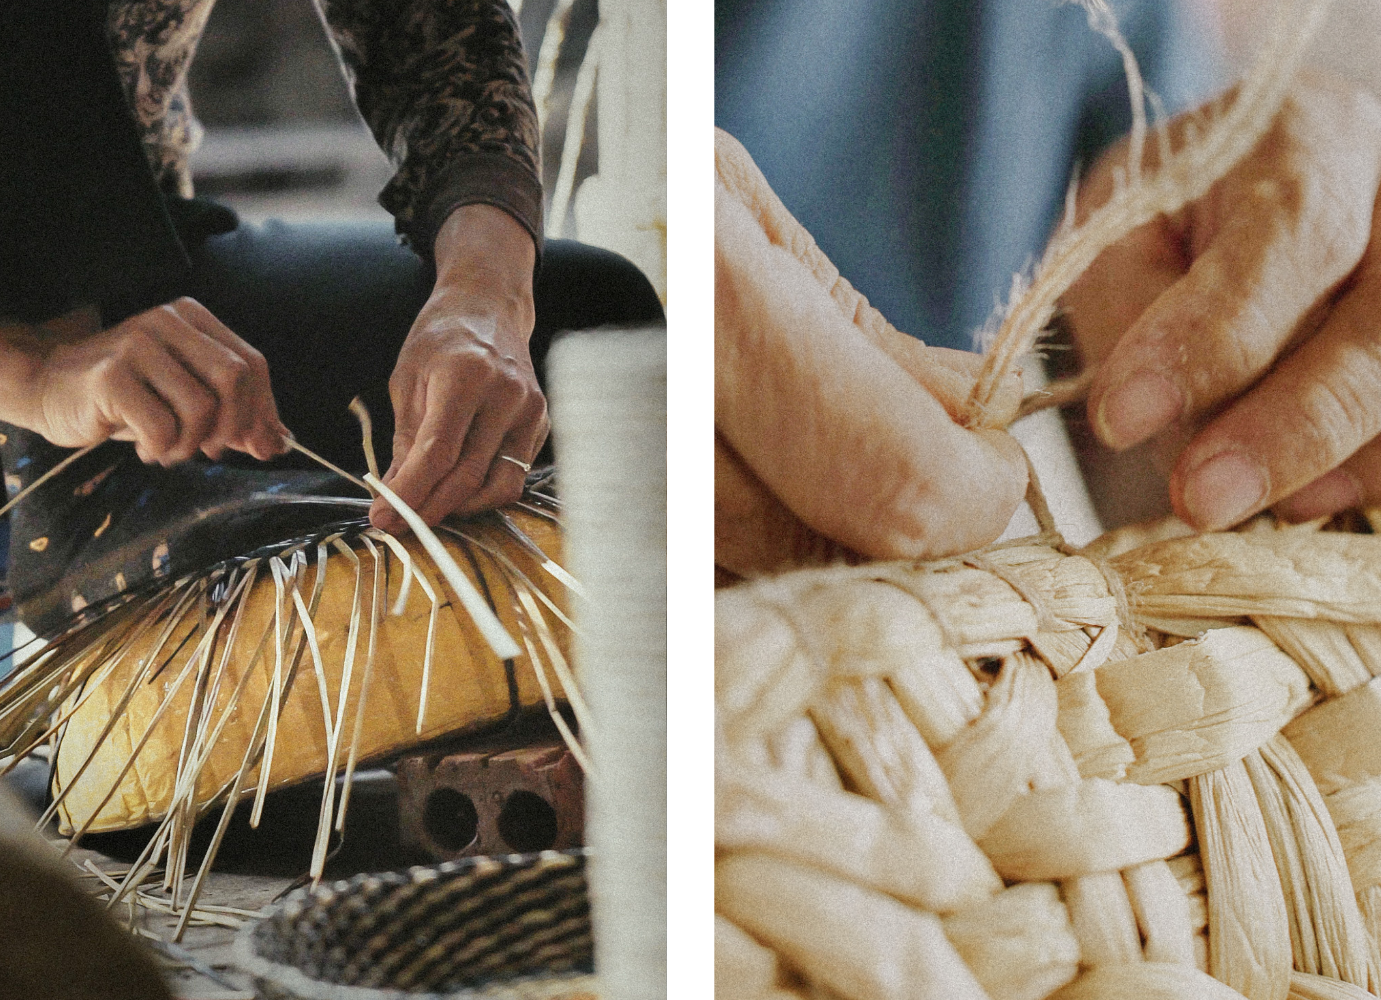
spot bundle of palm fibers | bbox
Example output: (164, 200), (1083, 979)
(0, 462), (585, 940)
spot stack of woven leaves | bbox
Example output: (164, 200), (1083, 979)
(715, 513), (1381, 1000)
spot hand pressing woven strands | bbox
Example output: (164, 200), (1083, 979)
(712, 0), (1381, 997)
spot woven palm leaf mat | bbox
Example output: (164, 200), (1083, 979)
(233, 850), (596, 999)
(715, 512), (1381, 1000)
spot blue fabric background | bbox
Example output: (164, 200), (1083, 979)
(716, 0), (1225, 351)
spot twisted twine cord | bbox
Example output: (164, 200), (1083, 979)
(963, 0), (1333, 434)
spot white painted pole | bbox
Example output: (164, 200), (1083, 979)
(547, 328), (667, 1000)
(572, 0), (667, 301)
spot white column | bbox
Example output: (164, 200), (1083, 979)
(573, 0), (667, 301)
(547, 328), (667, 1000)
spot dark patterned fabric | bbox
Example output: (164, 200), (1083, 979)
(105, 0), (543, 252)
(0, 428), (355, 636)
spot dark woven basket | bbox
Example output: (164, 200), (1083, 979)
(233, 850), (597, 999)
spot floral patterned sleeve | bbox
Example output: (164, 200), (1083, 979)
(315, 0), (544, 259)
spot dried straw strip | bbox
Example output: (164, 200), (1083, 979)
(42, 586), (211, 834)
(1063, 869), (1143, 966)
(310, 536), (363, 874)
(252, 557), (295, 827)
(167, 583), (241, 900)
(366, 528), (439, 735)
(496, 563), (590, 774)
(1190, 758), (1292, 1000)
(964, 552), (1058, 633)
(809, 676), (960, 826)
(512, 498), (561, 524)
(531, 0), (578, 127)
(494, 510), (584, 596)
(66, 577), (275, 859)
(1288, 971), (1377, 1000)
(511, 584), (592, 739)
(940, 883), (1079, 999)
(1246, 736), (1375, 990)
(282, 436), (372, 496)
(1123, 859), (1197, 966)
(1, 585), (188, 756)
(2, 600), (165, 772)
(347, 396), (380, 480)
(965, 0), (1331, 426)
(0, 443), (96, 519)
(716, 851), (989, 1000)
(547, 25), (600, 239)
(335, 533), (383, 832)
(365, 473), (521, 660)
(167, 552), (330, 929)
(1016, 369), (1095, 420)
(440, 523), (576, 633)
(174, 672), (282, 941)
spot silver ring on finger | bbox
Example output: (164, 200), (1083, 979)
(498, 455), (532, 473)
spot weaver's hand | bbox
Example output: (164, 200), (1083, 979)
(370, 204), (545, 533)
(3, 297), (286, 464)
(1065, 75), (1381, 530)
(715, 129), (1027, 574)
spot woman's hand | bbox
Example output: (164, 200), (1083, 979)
(1, 297), (287, 464)
(369, 204), (546, 533)
(1065, 75), (1381, 530)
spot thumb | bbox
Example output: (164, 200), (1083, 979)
(717, 186), (1027, 559)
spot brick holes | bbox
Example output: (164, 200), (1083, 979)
(497, 791), (559, 852)
(423, 788), (479, 852)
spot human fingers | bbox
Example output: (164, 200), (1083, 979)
(372, 367), (477, 532)
(715, 129), (1025, 428)
(437, 451), (526, 524)
(98, 366), (180, 465)
(870, 340), (1026, 427)
(159, 298), (286, 459)
(714, 431), (847, 576)
(1086, 83), (1381, 451)
(372, 361), (486, 530)
(716, 182), (1027, 559)
(64, 315), (215, 463)
(372, 368), (427, 532)
(140, 304), (275, 460)
(1272, 439), (1381, 523)
(1169, 262), (1381, 530)
(445, 401), (548, 521)
(409, 375), (543, 524)
(125, 333), (220, 465)
(383, 364), (423, 483)
(1060, 214), (1186, 374)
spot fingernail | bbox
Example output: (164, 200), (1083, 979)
(1274, 468), (1361, 522)
(1181, 449), (1268, 530)
(1096, 371), (1184, 449)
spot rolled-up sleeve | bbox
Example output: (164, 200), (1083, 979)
(317, 0), (543, 260)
